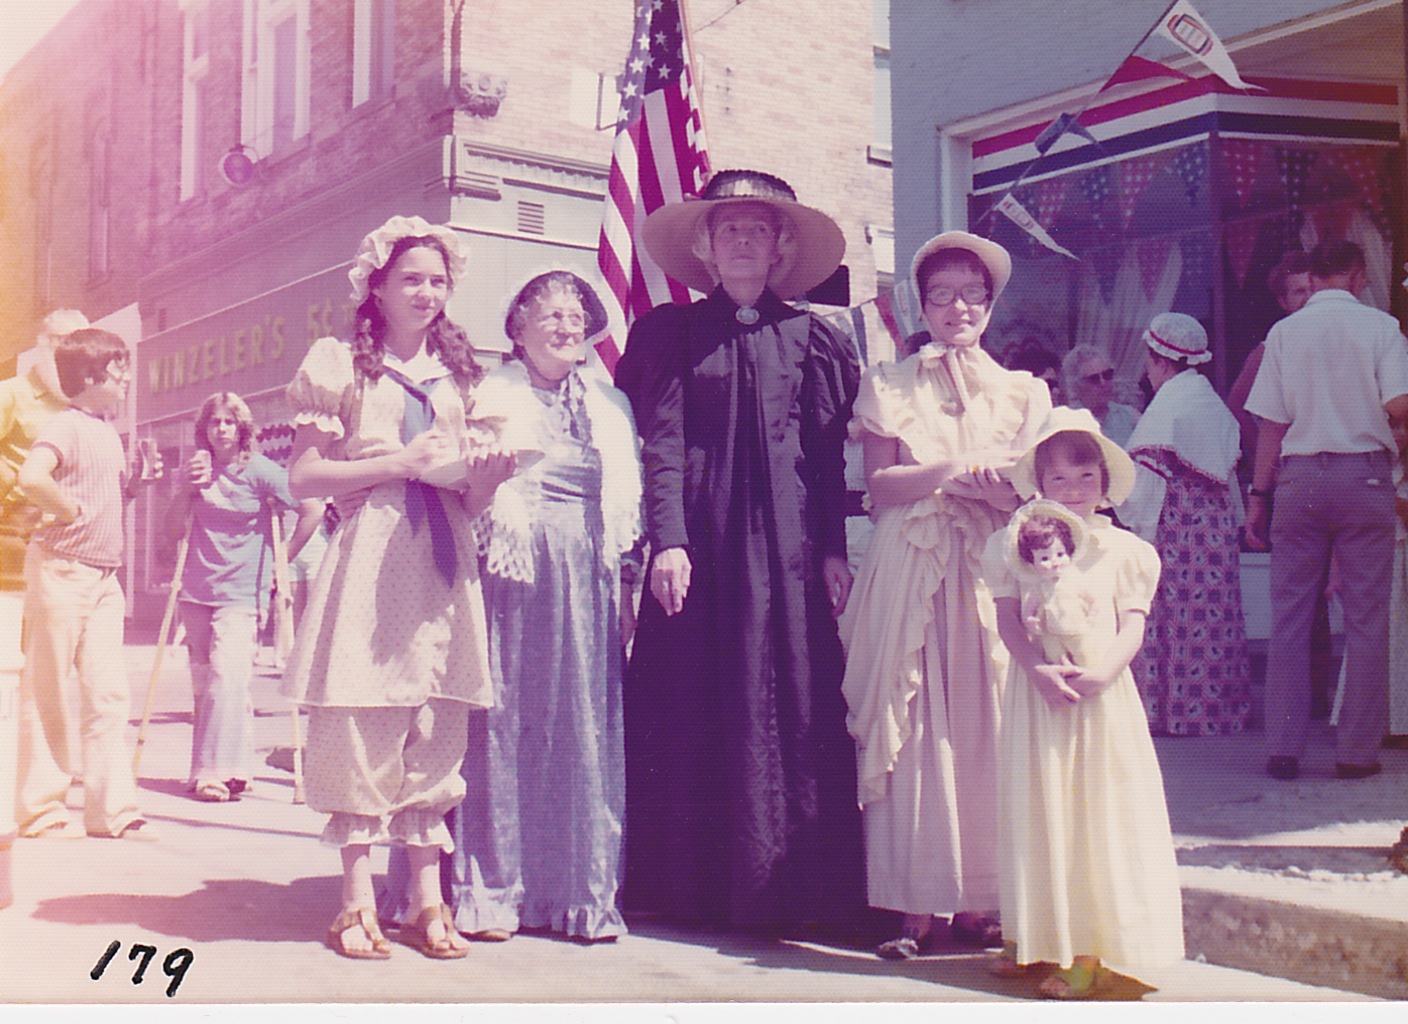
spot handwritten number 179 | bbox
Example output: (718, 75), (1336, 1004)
(90, 940), (194, 997)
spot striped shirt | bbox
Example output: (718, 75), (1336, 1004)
(31, 407), (127, 568)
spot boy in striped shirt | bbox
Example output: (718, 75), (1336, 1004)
(16, 328), (162, 839)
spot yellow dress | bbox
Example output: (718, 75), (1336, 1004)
(982, 514), (1184, 982)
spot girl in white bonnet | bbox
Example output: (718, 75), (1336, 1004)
(282, 216), (513, 961)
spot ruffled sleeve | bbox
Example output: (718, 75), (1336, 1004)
(1111, 530), (1162, 616)
(286, 337), (354, 440)
(1006, 370), (1053, 454)
(980, 523), (1019, 601)
(462, 364), (524, 448)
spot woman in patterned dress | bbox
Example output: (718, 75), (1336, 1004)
(1121, 312), (1252, 736)
(283, 216), (513, 960)
(449, 270), (640, 942)
(382, 271), (643, 943)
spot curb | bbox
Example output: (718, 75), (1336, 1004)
(1184, 887), (1408, 998)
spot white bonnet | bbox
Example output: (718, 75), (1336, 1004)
(348, 215), (470, 302)
(1143, 312), (1211, 366)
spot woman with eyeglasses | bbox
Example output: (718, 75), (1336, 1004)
(388, 270), (642, 945)
(1061, 345), (1140, 448)
(1119, 313), (1251, 737)
(840, 232), (1051, 958)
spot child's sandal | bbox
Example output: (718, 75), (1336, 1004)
(1037, 958), (1110, 1000)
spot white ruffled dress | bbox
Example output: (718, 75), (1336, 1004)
(839, 341), (1049, 915)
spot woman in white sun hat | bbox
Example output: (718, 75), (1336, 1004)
(839, 231), (1051, 958)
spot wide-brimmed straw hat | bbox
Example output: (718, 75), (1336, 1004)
(641, 169), (845, 299)
(1011, 406), (1136, 505)
(910, 231), (1012, 303)
(1143, 311), (1212, 366)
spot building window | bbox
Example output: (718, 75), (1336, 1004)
(89, 125), (110, 278)
(242, 0), (311, 158)
(352, 0), (395, 107)
(180, 0), (211, 200)
(871, 0), (891, 162)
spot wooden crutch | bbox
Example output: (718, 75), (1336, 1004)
(134, 519), (191, 772)
(268, 505), (305, 803)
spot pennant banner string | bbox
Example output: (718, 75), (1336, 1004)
(975, 0), (1180, 229)
(973, 0), (1268, 240)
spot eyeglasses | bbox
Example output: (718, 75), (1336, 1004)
(925, 284), (990, 308)
(1082, 368), (1115, 384)
(106, 363), (132, 383)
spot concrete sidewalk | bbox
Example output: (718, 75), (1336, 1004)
(1160, 725), (1408, 999)
(0, 641), (1392, 1005)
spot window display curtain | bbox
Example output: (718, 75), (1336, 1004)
(1075, 242), (1183, 406)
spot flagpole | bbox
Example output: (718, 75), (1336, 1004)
(975, 0), (1180, 227)
(676, 0), (712, 158)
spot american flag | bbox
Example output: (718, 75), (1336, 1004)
(596, 0), (711, 373)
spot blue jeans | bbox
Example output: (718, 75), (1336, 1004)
(180, 602), (259, 785)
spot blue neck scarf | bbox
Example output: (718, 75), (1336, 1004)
(380, 363), (458, 588)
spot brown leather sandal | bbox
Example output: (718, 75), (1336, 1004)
(400, 904), (470, 960)
(326, 907), (393, 961)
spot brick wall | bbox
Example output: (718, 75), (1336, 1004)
(1, 0), (894, 365)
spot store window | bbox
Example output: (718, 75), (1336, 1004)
(30, 136), (52, 307)
(972, 137), (1398, 399)
(241, 0), (311, 158)
(871, 0), (891, 163)
(88, 124), (110, 278)
(352, 0), (395, 107)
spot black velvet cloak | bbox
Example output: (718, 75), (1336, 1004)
(615, 287), (865, 930)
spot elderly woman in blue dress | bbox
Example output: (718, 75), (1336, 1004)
(384, 270), (642, 944)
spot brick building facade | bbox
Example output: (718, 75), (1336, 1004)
(0, 0), (894, 617)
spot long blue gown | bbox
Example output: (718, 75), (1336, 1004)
(449, 379), (626, 939)
(381, 373), (627, 940)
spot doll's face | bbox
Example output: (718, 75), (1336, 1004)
(1030, 540), (1070, 577)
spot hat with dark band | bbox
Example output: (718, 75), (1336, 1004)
(641, 169), (845, 299)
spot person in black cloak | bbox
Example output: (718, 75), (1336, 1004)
(613, 169), (865, 935)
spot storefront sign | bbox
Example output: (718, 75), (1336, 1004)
(138, 266), (355, 420)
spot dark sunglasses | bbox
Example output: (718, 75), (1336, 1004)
(1082, 368), (1115, 384)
